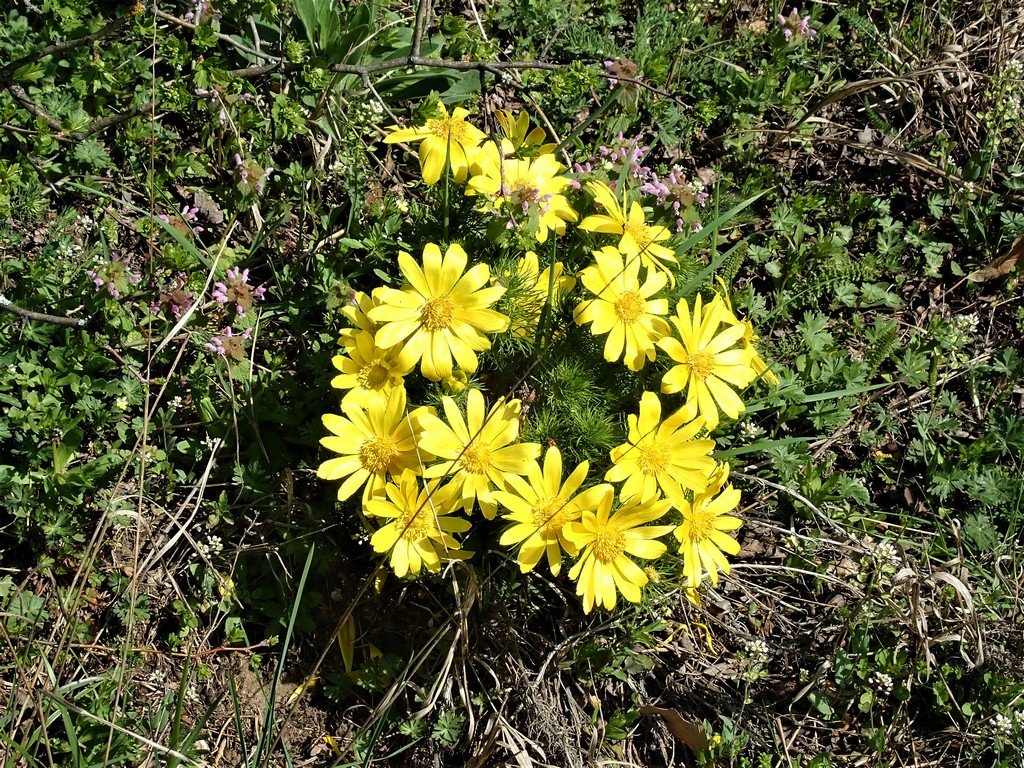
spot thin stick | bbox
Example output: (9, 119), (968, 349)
(0, 292), (88, 328)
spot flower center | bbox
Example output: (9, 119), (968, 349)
(685, 505), (717, 543)
(359, 435), (398, 473)
(613, 291), (645, 323)
(592, 526), (626, 563)
(222, 337), (246, 361)
(357, 361), (391, 391)
(398, 504), (437, 542)
(108, 261), (128, 281)
(459, 441), (492, 475)
(421, 295), (455, 331)
(227, 282), (255, 311)
(636, 443), (670, 475)
(685, 350), (715, 380)
(429, 116), (470, 144)
(532, 496), (573, 537)
(624, 221), (652, 248)
(505, 180), (539, 205)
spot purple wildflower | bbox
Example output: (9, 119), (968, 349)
(640, 167), (716, 232)
(86, 253), (142, 299)
(777, 7), (816, 42)
(184, 1), (221, 24)
(212, 267), (267, 316)
(158, 204), (204, 234)
(235, 154), (273, 194)
(205, 326), (251, 361)
(575, 132), (652, 183)
(603, 57), (639, 89)
(151, 273), (195, 319)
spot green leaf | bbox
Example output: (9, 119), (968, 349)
(13, 62), (46, 82)
(807, 690), (834, 718)
(715, 436), (814, 458)
(675, 192), (768, 294)
(294, 0), (342, 56)
(294, 0), (323, 46)
(52, 428), (83, 475)
(71, 139), (112, 169)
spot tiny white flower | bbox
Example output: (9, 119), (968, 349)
(870, 671), (893, 696)
(992, 713), (1013, 738)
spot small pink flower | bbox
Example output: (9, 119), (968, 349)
(152, 273), (195, 319)
(583, 132), (651, 182)
(185, 1), (220, 24)
(158, 205), (205, 234)
(640, 166), (715, 232)
(778, 7), (816, 42)
(86, 253), (141, 299)
(206, 326), (251, 361)
(212, 266), (267, 316)
(603, 57), (639, 89)
(235, 154), (273, 194)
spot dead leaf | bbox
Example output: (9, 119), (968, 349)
(638, 706), (709, 754)
(287, 675), (319, 704)
(175, 184), (225, 225)
(337, 614), (356, 673)
(191, 188), (225, 225)
(968, 236), (1023, 282)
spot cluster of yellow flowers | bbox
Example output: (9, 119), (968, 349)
(318, 104), (776, 612)
(385, 106), (576, 242)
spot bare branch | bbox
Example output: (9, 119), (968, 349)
(411, 0), (431, 59)
(0, 293), (89, 329)
(7, 83), (63, 132)
(78, 101), (157, 138)
(6, 83), (156, 141)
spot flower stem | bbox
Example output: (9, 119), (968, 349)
(443, 136), (451, 241)
(535, 237), (558, 348)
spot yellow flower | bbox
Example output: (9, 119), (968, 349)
(495, 446), (610, 575)
(467, 147), (578, 242)
(417, 388), (541, 519)
(605, 391), (717, 501)
(657, 294), (758, 431)
(494, 110), (556, 156)
(703, 460), (732, 496)
(674, 477), (743, 589)
(565, 489), (675, 613)
(716, 279), (778, 385)
(573, 246), (671, 371)
(369, 243), (509, 381)
(339, 289), (385, 347)
(317, 388), (431, 503)
(383, 104), (486, 185)
(441, 369), (469, 394)
(367, 470), (471, 577)
(509, 250), (576, 338)
(330, 330), (413, 407)
(578, 180), (677, 277)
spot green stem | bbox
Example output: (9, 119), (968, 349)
(443, 136), (451, 241)
(534, 237), (558, 349)
(554, 92), (619, 155)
